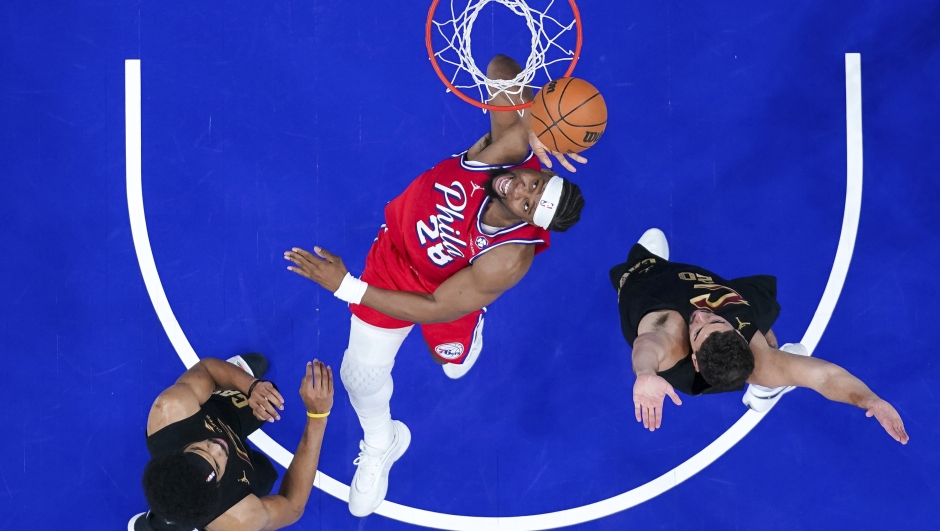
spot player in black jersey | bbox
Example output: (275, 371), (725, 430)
(610, 229), (908, 444)
(130, 354), (334, 531)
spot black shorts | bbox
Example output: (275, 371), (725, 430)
(608, 243), (662, 293)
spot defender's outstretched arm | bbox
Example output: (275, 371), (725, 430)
(749, 333), (909, 444)
(631, 329), (683, 432)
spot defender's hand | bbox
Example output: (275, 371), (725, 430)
(528, 130), (587, 173)
(300, 359), (334, 416)
(284, 246), (349, 293)
(633, 374), (682, 431)
(248, 380), (285, 423)
(865, 399), (909, 444)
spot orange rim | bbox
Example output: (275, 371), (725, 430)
(426, 0), (582, 111)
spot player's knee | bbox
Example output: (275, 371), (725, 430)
(340, 350), (393, 397)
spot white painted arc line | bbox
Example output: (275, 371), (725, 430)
(125, 53), (862, 530)
(125, 60), (200, 370)
(801, 53), (863, 355)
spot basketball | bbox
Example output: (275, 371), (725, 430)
(529, 78), (607, 154)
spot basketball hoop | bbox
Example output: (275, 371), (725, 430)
(426, 0), (582, 112)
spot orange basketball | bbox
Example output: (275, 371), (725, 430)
(529, 77), (607, 154)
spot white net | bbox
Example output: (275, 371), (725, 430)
(430, 0), (578, 110)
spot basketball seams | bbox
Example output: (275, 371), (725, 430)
(559, 92), (602, 125)
(555, 78), (574, 129)
(556, 91), (604, 150)
(531, 112), (553, 139)
(530, 77), (606, 153)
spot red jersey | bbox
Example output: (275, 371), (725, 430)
(383, 151), (551, 290)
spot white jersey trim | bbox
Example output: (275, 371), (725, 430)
(468, 238), (546, 264)
(475, 197), (530, 237)
(457, 150), (535, 172)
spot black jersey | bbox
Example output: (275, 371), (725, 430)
(610, 243), (780, 395)
(146, 391), (278, 530)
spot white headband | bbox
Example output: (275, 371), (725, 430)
(532, 176), (564, 230)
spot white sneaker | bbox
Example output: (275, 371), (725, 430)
(226, 355), (255, 376)
(348, 420), (411, 517)
(638, 228), (669, 260)
(742, 343), (810, 412)
(127, 512), (146, 531)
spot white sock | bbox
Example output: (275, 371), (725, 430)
(348, 372), (395, 450)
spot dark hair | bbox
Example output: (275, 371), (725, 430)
(142, 452), (219, 528)
(548, 178), (584, 232)
(695, 330), (755, 390)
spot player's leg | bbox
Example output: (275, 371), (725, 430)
(466, 54), (532, 161)
(421, 308), (486, 380)
(609, 228), (670, 292)
(342, 315), (412, 448)
(341, 314), (413, 517)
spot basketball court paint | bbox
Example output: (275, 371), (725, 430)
(2, 1), (938, 530)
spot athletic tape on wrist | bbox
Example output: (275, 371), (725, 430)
(334, 273), (369, 304)
(532, 175), (564, 230)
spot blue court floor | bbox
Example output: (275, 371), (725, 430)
(2, 1), (939, 529)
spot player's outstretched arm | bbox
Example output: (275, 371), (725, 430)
(631, 330), (682, 432)
(206, 360), (333, 531)
(284, 244), (532, 324)
(749, 335), (909, 444)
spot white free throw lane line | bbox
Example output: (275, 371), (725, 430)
(125, 53), (863, 529)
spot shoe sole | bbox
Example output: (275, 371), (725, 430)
(127, 512), (146, 531)
(743, 385), (795, 412)
(637, 228), (669, 260)
(443, 351), (478, 379)
(349, 421), (412, 517)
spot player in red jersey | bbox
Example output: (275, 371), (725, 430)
(284, 55), (587, 516)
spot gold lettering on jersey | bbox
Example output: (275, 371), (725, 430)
(214, 390), (249, 408)
(218, 420), (254, 468)
(689, 283), (750, 310)
(619, 258), (657, 289)
(735, 317), (751, 330)
(678, 272), (714, 283)
(204, 416), (221, 433)
(238, 470), (250, 485)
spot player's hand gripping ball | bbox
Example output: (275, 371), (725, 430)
(529, 77), (607, 154)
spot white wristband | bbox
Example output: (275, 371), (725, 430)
(334, 273), (369, 305)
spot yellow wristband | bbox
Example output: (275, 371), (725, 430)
(306, 411), (329, 418)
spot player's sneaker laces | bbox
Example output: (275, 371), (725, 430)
(742, 343), (810, 412)
(638, 228), (669, 260)
(348, 420), (411, 517)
